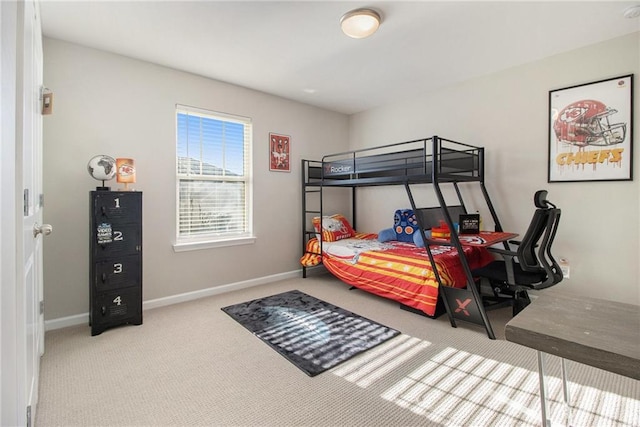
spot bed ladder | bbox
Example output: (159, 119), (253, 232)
(301, 159), (323, 278)
(405, 181), (505, 340)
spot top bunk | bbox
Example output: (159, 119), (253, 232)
(303, 135), (484, 187)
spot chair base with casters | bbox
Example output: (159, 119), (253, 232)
(471, 190), (563, 317)
(473, 263), (541, 316)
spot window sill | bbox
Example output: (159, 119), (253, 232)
(172, 236), (256, 252)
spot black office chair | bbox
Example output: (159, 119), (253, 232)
(471, 190), (563, 315)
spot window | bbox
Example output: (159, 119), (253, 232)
(174, 105), (253, 250)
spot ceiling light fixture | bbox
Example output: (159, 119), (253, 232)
(340, 8), (381, 39)
(623, 4), (640, 19)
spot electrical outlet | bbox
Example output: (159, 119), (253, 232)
(559, 257), (570, 279)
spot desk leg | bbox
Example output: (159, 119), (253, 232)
(561, 358), (572, 426)
(537, 351), (551, 427)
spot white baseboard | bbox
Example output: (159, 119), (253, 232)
(46, 313), (89, 331)
(44, 269), (302, 331)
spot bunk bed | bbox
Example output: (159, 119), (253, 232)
(300, 231), (495, 318)
(301, 136), (507, 339)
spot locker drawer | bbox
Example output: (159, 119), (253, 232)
(93, 223), (141, 258)
(93, 255), (141, 292)
(91, 287), (142, 336)
(93, 191), (142, 224)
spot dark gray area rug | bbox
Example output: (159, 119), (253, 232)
(221, 289), (401, 376)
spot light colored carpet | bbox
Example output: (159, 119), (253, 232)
(35, 274), (639, 426)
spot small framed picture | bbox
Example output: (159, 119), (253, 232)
(269, 133), (290, 172)
(459, 214), (480, 234)
(548, 74), (633, 182)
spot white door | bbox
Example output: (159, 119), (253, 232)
(21, 0), (46, 425)
(0, 1), (21, 425)
(1, 0), (46, 425)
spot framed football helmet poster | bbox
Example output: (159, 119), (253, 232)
(548, 74), (633, 182)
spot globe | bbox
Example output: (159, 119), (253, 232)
(87, 155), (116, 182)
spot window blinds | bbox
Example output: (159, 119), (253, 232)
(176, 105), (252, 240)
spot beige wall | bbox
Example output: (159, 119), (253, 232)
(43, 38), (349, 321)
(349, 32), (640, 305)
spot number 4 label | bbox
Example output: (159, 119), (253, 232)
(113, 296), (122, 305)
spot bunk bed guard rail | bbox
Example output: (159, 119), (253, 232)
(318, 136), (483, 186)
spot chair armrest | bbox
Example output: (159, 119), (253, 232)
(487, 247), (517, 257)
(487, 247), (518, 284)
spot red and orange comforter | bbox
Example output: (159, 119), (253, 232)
(300, 233), (493, 317)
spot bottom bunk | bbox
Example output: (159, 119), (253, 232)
(300, 233), (494, 317)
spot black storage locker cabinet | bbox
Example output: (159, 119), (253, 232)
(90, 191), (142, 336)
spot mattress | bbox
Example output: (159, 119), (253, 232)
(300, 233), (494, 317)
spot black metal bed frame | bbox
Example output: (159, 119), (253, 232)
(301, 135), (506, 339)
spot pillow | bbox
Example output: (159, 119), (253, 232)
(377, 208), (430, 248)
(412, 229), (431, 248)
(313, 214), (356, 242)
(377, 228), (397, 243)
(393, 209), (418, 243)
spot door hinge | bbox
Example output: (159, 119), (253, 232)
(26, 405), (32, 427)
(39, 193), (45, 208)
(24, 189), (29, 216)
(40, 300), (44, 315)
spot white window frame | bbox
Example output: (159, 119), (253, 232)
(173, 104), (254, 252)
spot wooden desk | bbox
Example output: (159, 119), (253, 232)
(505, 292), (640, 425)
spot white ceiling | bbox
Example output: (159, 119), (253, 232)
(39, 1), (640, 115)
